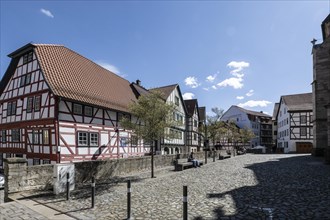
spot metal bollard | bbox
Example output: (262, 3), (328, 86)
(91, 176), (95, 208)
(213, 150), (216, 162)
(204, 150), (207, 164)
(183, 185), (188, 220)
(127, 180), (131, 219)
(66, 172), (70, 200)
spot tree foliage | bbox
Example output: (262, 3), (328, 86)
(120, 91), (177, 144)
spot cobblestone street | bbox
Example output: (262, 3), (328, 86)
(2, 154), (330, 219)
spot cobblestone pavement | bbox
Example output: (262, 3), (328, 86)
(26, 154), (330, 220)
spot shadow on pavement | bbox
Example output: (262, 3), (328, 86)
(207, 154), (330, 219)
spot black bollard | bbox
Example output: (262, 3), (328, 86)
(183, 185), (188, 220)
(213, 150), (216, 162)
(127, 180), (131, 219)
(66, 172), (70, 200)
(91, 176), (95, 208)
(204, 150), (207, 164)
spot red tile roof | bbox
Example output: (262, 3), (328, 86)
(32, 44), (137, 112)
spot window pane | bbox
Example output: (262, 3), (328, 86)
(78, 132), (88, 146)
(34, 96), (41, 112)
(33, 131), (39, 144)
(43, 130), (49, 145)
(20, 75), (26, 87)
(90, 133), (98, 146)
(85, 106), (93, 116)
(73, 104), (82, 115)
(25, 73), (31, 85)
(1, 130), (6, 142)
(12, 129), (20, 142)
(7, 102), (12, 116)
(27, 97), (33, 113)
(11, 101), (17, 115)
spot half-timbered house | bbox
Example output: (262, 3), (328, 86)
(0, 43), (147, 169)
(184, 99), (202, 152)
(149, 84), (188, 154)
(276, 93), (313, 153)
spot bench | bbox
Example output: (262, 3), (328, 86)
(175, 158), (203, 171)
(219, 150), (231, 160)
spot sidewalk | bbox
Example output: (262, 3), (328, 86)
(0, 192), (75, 220)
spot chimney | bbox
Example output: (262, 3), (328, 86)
(136, 79), (141, 86)
(260, 111), (263, 113)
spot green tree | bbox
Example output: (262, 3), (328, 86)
(240, 127), (256, 147)
(120, 91), (177, 178)
(206, 107), (225, 146)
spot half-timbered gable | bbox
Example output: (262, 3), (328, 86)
(0, 44), (57, 167)
(150, 84), (187, 154)
(184, 99), (201, 152)
(276, 93), (313, 153)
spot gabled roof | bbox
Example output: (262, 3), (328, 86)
(149, 84), (187, 114)
(272, 103), (280, 120)
(184, 99), (199, 117)
(281, 92), (312, 112)
(130, 81), (150, 98)
(228, 105), (271, 118)
(149, 84), (178, 100)
(3, 43), (137, 112)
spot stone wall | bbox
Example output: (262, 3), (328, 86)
(4, 152), (206, 197)
(312, 36), (330, 157)
(4, 158), (53, 201)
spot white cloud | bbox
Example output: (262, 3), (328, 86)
(40, 8), (54, 18)
(246, 89), (254, 97)
(238, 100), (272, 108)
(184, 76), (200, 88)
(217, 77), (243, 89)
(182, 92), (195, 100)
(227, 61), (250, 75)
(212, 85), (217, 90)
(206, 74), (217, 83)
(95, 61), (124, 77)
(203, 87), (210, 91)
(236, 96), (244, 100)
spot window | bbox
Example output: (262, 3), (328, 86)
(284, 142), (288, 148)
(43, 159), (50, 164)
(193, 133), (197, 141)
(84, 106), (93, 116)
(20, 73), (31, 87)
(300, 115), (307, 124)
(131, 135), (139, 147)
(27, 97), (34, 113)
(43, 130), (49, 145)
(73, 103), (83, 115)
(300, 127), (307, 136)
(175, 96), (179, 106)
(33, 131), (40, 144)
(89, 133), (98, 146)
(120, 137), (128, 147)
(34, 96), (41, 112)
(7, 101), (17, 116)
(33, 158), (40, 165)
(23, 51), (33, 64)
(194, 120), (198, 127)
(1, 130), (6, 142)
(78, 132), (88, 146)
(12, 129), (20, 142)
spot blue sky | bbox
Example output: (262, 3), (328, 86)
(0, 1), (328, 116)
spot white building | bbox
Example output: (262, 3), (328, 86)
(276, 93), (313, 153)
(221, 105), (272, 148)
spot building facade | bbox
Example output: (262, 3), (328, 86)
(276, 93), (313, 153)
(0, 43), (147, 169)
(312, 14), (330, 162)
(221, 105), (272, 148)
